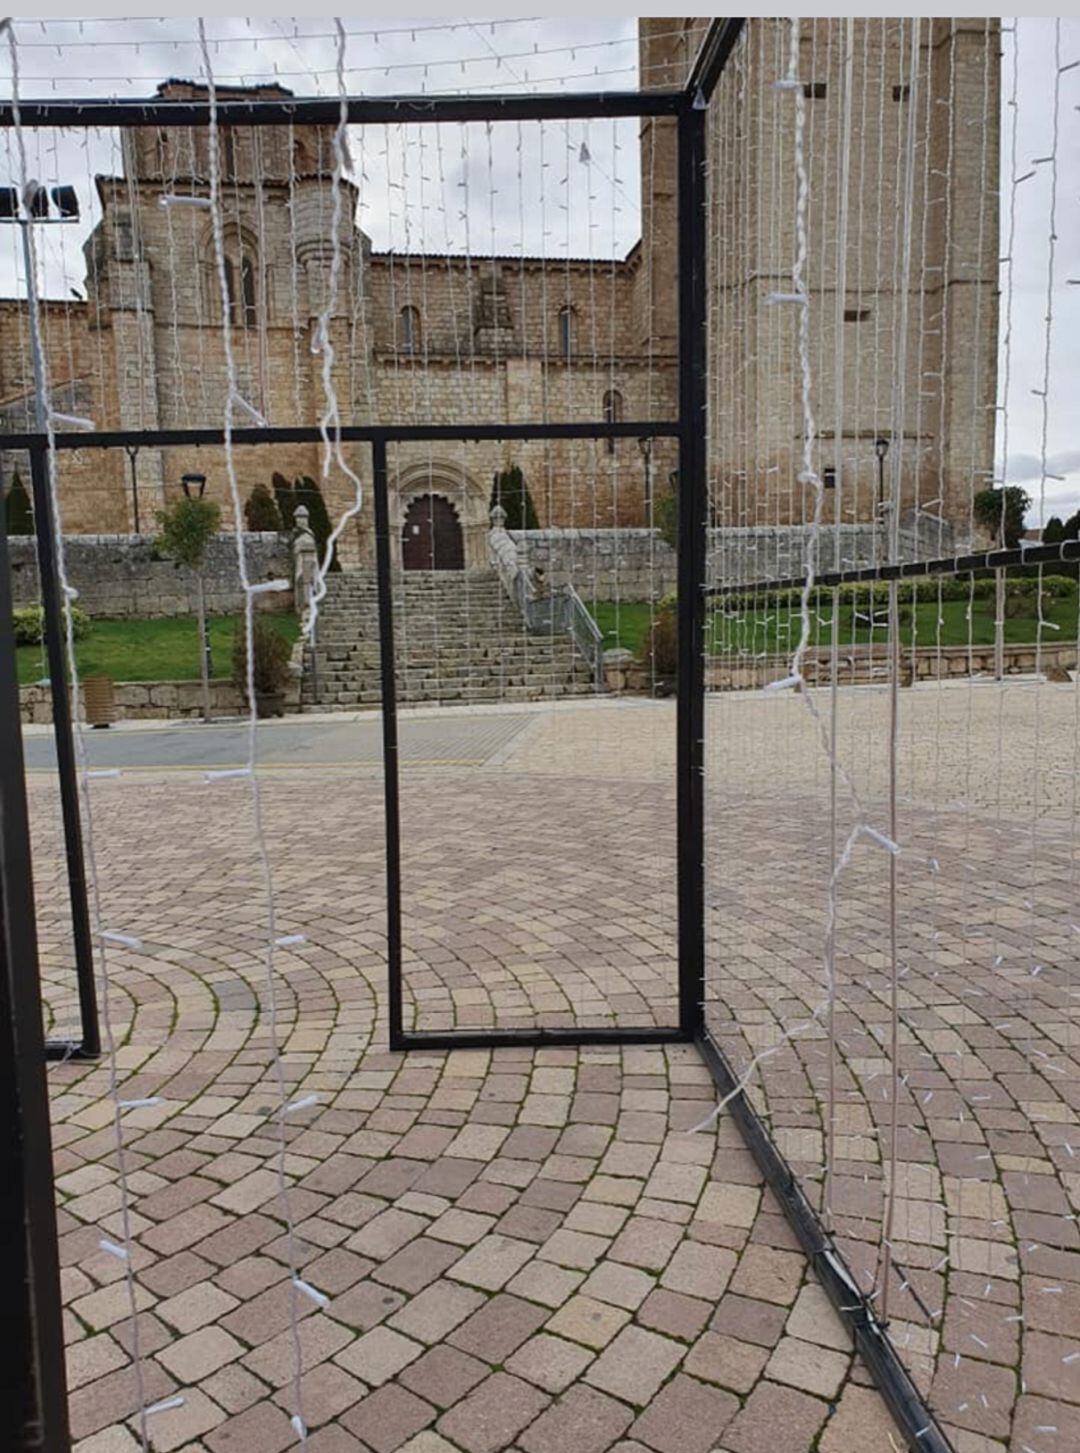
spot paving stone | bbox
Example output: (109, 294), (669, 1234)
(765, 1337), (850, 1399)
(635, 1289), (711, 1341)
(436, 1373), (550, 1453)
(722, 1382), (830, 1453)
(629, 1375), (739, 1453)
(519, 1385), (633, 1453)
(329, 1279), (408, 1332)
(546, 1295), (631, 1351)
(608, 1218), (683, 1273)
(387, 1280), (486, 1345)
(583, 1325), (685, 1405)
(659, 1241), (736, 1300)
(156, 1326), (245, 1383)
(204, 1401), (298, 1453)
(449, 1294), (550, 1362)
(448, 1235), (536, 1291)
(342, 1384), (436, 1453)
(819, 1385), (905, 1452)
(334, 1325), (424, 1385)
(728, 1246), (806, 1306)
(685, 1330), (769, 1393)
(580, 1260), (655, 1311)
(399, 1345), (489, 1408)
(505, 1333), (596, 1393)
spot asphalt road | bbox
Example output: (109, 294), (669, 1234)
(21, 711), (534, 772)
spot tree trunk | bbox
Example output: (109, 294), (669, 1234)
(196, 572), (211, 723)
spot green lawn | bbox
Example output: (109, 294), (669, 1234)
(16, 613), (299, 687)
(591, 594), (1080, 658)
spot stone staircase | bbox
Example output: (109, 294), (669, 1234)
(301, 568), (598, 709)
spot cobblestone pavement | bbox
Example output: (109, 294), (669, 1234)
(32, 684), (1080, 1451)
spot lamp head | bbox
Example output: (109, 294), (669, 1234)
(874, 436), (890, 461)
(180, 471), (207, 499)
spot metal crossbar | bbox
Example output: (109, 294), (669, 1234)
(707, 538), (1080, 597)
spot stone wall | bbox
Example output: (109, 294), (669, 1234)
(511, 528), (677, 601)
(20, 668), (302, 723)
(9, 532), (291, 618)
(605, 641), (1077, 694)
(510, 516), (957, 602)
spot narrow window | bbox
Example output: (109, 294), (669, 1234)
(842, 307), (871, 323)
(221, 127), (236, 179)
(803, 81), (827, 99)
(823, 467), (836, 489)
(240, 254), (257, 328)
(893, 83), (911, 102)
(222, 256), (236, 325)
(400, 305), (420, 355)
(558, 305), (574, 361)
(602, 389), (623, 456)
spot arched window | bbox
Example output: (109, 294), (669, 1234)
(399, 305), (420, 355)
(558, 305), (574, 360)
(240, 255), (257, 328)
(602, 389), (623, 455)
(220, 239), (259, 329)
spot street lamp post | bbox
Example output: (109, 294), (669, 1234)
(180, 471), (214, 707)
(638, 435), (653, 516)
(125, 444), (141, 535)
(874, 435), (890, 564)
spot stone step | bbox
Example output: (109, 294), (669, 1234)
(303, 565), (599, 707)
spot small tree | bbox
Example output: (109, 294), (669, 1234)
(155, 494), (222, 722)
(4, 471), (33, 536)
(1043, 515), (1065, 545)
(1062, 508), (1080, 541)
(973, 485), (1030, 549)
(244, 481), (282, 532)
(655, 482), (678, 553)
(490, 465), (539, 531)
(293, 474), (339, 571)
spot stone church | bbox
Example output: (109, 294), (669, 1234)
(1, 18), (998, 573)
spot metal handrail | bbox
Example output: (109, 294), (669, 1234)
(489, 523), (605, 687)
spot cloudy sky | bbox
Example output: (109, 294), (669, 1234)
(2, 15), (1078, 527)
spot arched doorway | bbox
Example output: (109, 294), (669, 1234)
(401, 493), (465, 571)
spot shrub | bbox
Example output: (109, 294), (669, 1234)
(272, 471), (296, 529)
(13, 604), (91, 645)
(244, 481), (282, 532)
(490, 465), (539, 531)
(4, 472), (33, 536)
(639, 600), (678, 681)
(232, 615), (291, 697)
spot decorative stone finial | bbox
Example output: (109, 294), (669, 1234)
(490, 503), (507, 529)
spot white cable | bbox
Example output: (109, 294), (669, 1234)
(196, 20), (310, 1437)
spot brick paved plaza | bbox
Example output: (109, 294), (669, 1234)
(31, 686), (1080, 1452)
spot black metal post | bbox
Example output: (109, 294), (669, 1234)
(0, 495), (72, 1453)
(124, 445), (140, 535)
(676, 101), (708, 1042)
(28, 442), (100, 1060)
(372, 440), (404, 1052)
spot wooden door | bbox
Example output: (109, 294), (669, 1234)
(401, 494), (464, 570)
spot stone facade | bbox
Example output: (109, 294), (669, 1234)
(8, 532), (289, 617)
(2, 21), (998, 576)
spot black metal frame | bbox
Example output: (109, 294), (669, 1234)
(1, 490), (72, 1453)
(27, 442), (101, 1061)
(2, 29), (956, 1449)
(707, 537), (1080, 597)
